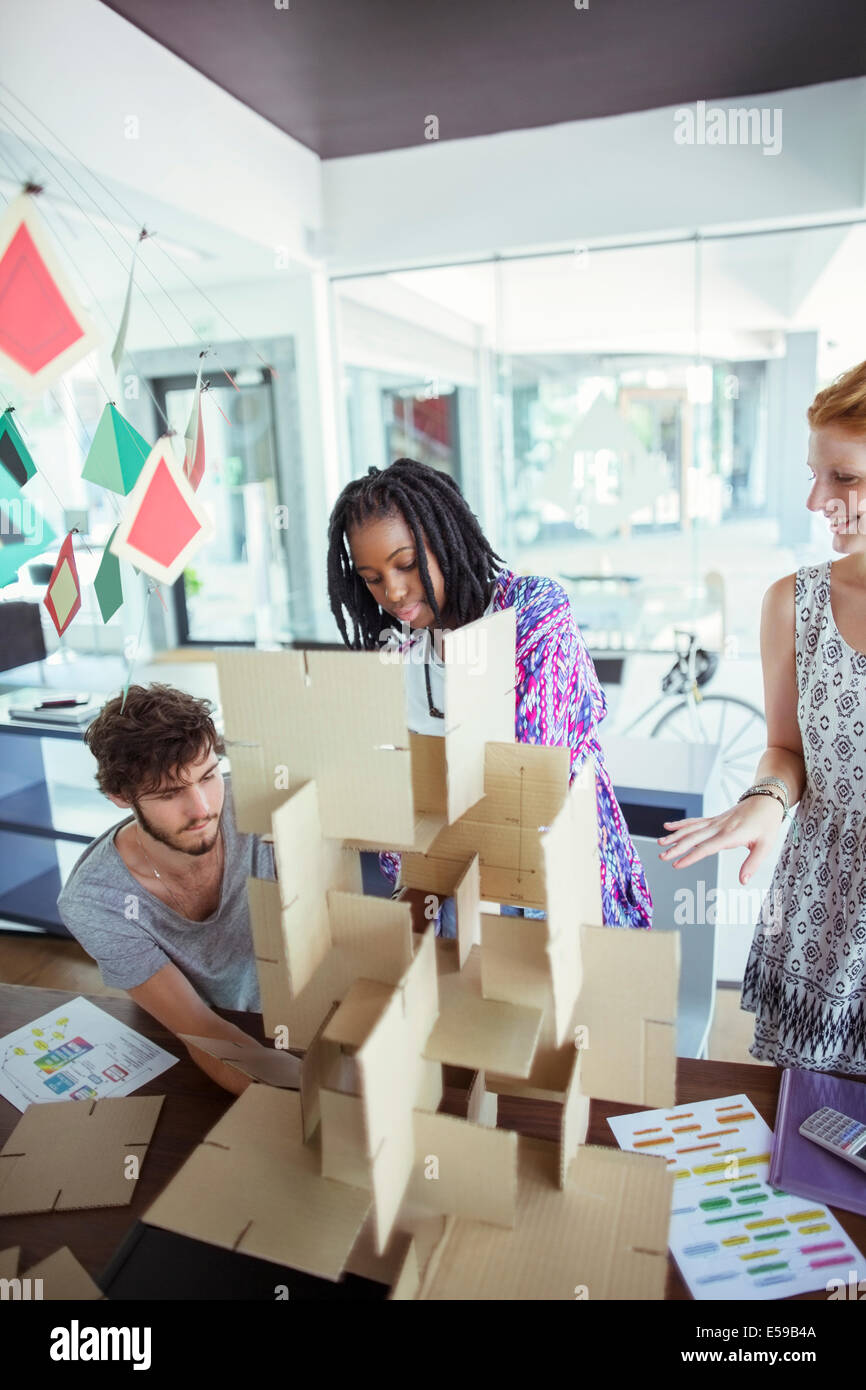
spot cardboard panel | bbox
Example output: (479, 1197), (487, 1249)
(420, 1137), (672, 1301)
(248, 877), (414, 1049)
(388, 1237), (420, 1300)
(271, 781), (333, 995)
(320, 1088), (371, 1189)
(453, 853), (481, 969)
(575, 924), (680, 1107)
(343, 812), (447, 856)
(216, 648), (415, 841)
(300, 1002), (343, 1140)
(442, 608), (516, 732)
(442, 611), (517, 824)
(0, 1096), (164, 1215)
(144, 1086), (371, 1280)
(344, 1205), (447, 1291)
(408, 1110), (518, 1227)
(352, 929), (441, 1253)
(0, 1246), (19, 1278)
(424, 944), (542, 1077)
(559, 1049), (589, 1189)
(323, 979), (394, 1051)
(23, 1246), (104, 1300)
(480, 912), (552, 1008)
(224, 742), (270, 833)
(177, 1034), (302, 1089)
(410, 732), (447, 816)
(541, 766), (606, 1045)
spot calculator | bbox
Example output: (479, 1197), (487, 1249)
(799, 1106), (866, 1173)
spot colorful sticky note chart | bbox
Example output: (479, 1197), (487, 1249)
(0, 194), (101, 395)
(110, 435), (214, 585)
(81, 403), (150, 496)
(94, 527), (123, 622)
(608, 1093), (865, 1302)
(43, 531), (82, 636)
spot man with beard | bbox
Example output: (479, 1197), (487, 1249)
(57, 683), (277, 1094)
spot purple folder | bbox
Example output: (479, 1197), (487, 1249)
(769, 1068), (866, 1217)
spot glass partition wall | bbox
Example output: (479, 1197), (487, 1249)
(332, 222), (866, 981)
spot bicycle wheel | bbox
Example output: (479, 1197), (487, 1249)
(651, 694), (767, 805)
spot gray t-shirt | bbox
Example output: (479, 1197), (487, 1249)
(56, 776), (274, 1011)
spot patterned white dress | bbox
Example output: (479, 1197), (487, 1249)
(741, 560), (866, 1074)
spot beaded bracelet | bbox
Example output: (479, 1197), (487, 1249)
(753, 775), (792, 813)
(737, 786), (800, 846)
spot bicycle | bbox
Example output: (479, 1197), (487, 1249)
(616, 629), (766, 805)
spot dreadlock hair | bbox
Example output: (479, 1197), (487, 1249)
(327, 458), (506, 650)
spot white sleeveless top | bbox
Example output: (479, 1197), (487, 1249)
(741, 560), (866, 1074)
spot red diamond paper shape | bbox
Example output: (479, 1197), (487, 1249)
(0, 195), (100, 395)
(110, 436), (213, 585)
(43, 531), (82, 636)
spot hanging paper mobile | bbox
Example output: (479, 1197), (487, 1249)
(0, 193), (101, 396)
(109, 435), (214, 585)
(81, 402), (150, 495)
(94, 526), (123, 623)
(0, 408), (37, 486)
(43, 531), (82, 636)
(0, 413), (56, 588)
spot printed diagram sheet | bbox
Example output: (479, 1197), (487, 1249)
(0, 997), (177, 1110)
(608, 1093), (865, 1300)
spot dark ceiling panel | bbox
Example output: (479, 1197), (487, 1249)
(100, 0), (866, 159)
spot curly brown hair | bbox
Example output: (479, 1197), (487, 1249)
(85, 683), (224, 799)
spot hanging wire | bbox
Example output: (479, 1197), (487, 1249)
(0, 84), (278, 386)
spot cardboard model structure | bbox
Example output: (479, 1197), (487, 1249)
(144, 609), (680, 1299)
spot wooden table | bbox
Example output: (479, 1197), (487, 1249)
(1, 983), (863, 1300)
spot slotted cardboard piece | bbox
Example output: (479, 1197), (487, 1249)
(300, 1001), (344, 1140)
(540, 762), (602, 1045)
(401, 851), (481, 969)
(425, 941), (543, 1077)
(414, 742), (572, 909)
(216, 648), (416, 841)
(343, 1204), (449, 1294)
(271, 780), (336, 995)
(0, 1096), (163, 1215)
(353, 928), (442, 1252)
(322, 979), (394, 1051)
(406, 1109), (517, 1227)
(441, 608), (517, 823)
(177, 1034), (302, 1089)
(23, 1246), (104, 1300)
(419, 1136), (673, 1301)
(559, 1048), (589, 1189)
(144, 1084), (371, 1281)
(576, 924), (679, 1108)
(248, 874), (414, 1049)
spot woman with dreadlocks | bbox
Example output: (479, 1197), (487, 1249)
(327, 458), (652, 933)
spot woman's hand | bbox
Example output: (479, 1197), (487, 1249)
(657, 794), (785, 885)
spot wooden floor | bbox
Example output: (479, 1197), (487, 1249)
(0, 931), (768, 1066)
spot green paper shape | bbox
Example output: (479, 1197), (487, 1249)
(94, 527), (123, 622)
(0, 459), (56, 588)
(81, 403), (151, 496)
(0, 408), (37, 487)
